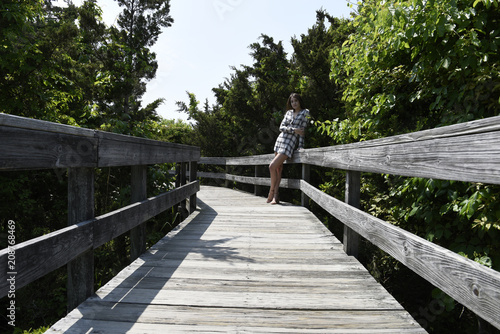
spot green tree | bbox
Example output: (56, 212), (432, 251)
(290, 10), (353, 147)
(329, 0), (500, 143)
(98, 0), (173, 134)
(322, 1), (500, 332)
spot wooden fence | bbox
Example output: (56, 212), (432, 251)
(199, 115), (500, 330)
(0, 114), (200, 310)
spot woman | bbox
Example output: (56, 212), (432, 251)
(268, 93), (309, 204)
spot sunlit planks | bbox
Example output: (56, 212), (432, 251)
(47, 186), (426, 333)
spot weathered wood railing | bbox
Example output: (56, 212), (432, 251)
(0, 114), (200, 310)
(199, 115), (500, 330)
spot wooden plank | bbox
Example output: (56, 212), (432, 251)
(97, 131), (200, 167)
(198, 171), (300, 189)
(0, 113), (96, 137)
(46, 186), (426, 333)
(51, 302), (422, 331)
(294, 131), (500, 184)
(0, 125), (97, 170)
(189, 161), (197, 213)
(0, 220), (93, 297)
(344, 170), (360, 257)
(130, 165), (148, 261)
(0, 113), (201, 170)
(67, 167), (95, 311)
(48, 317), (426, 334)
(300, 180), (500, 329)
(200, 115), (500, 184)
(0, 182), (199, 297)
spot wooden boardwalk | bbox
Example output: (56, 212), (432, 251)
(47, 186), (426, 333)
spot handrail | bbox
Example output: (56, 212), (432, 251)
(0, 113), (200, 310)
(199, 115), (500, 330)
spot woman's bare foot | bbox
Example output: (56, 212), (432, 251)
(267, 189), (274, 203)
(270, 192), (279, 205)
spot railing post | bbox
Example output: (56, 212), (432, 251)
(301, 164), (310, 208)
(344, 170), (360, 258)
(176, 162), (188, 223)
(254, 165), (264, 197)
(130, 165), (147, 261)
(67, 167), (94, 311)
(224, 165), (230, 188)
(189, 161), (197, 213)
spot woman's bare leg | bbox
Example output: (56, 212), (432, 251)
(269, 153), (288, 204)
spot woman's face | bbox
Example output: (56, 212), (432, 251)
(291, 97), (301, 111)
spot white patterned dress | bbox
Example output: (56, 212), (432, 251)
(274, 109), (310, 158)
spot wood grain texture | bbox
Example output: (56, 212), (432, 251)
(0, 125), (97, 170)
(200, 115), (500, 184)
(300, 180), (500, 330)
(0, 220), (93, 296)
(46, 186), (425, 333)
(0, 182), (199, 298)
(96, 131), (200, 167)
(198, 171), (300, 189)
(0, 113), (200, 170)
(293, 131), (500, 184)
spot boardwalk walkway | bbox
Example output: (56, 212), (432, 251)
(47, 186), (425, 333)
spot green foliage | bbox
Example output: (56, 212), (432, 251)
(183, 11), (353, 157)
(13, 327), (50, 334)
(327, 0), (500, 144)
(0, 1), (186, 333)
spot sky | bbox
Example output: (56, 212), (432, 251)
(55, 0), (355, 121)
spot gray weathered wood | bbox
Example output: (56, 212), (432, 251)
(301, 164), (310, 208)
(0, 113), (200, 171)
(293, 130), (500, 184)
(0, 125), (97, 170)
(0, 113), (96, 137)
(46, 186), (426, 333)
(189, 161), (197, 213)
(0, 220), (93, 297)
(200, 115), (500, 184)
(300, 180), (500, 330)
(344, 170), (360, 258)
(174, 162), (188, 222)
(197, 171), (300, 189)
(254, 165), (263, 196)
(130, 165), (148, 261)
(97, 131), (199, 167)
(67, 167), (95, 311)
(0, 181), (199, 298)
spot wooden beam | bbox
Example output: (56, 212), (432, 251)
(0, 220), (93, 298)
(0, 181), (200, 298)
(200, 115), (500, 184)
(301, 164), (310, 209)
(0, 126), (97, 170)
(67, 167), (95, 311)
(0, 114), (201, 171)
(344, 171), (360, 258)
(300, 180), (500, 329)
(97, 131), (200, 167)
(189, 161), (198, 213)
(130, 166), (148, 261)
(254, 165), (265, 197)
(198, 172), (300, 190)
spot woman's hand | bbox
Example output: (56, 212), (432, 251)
(294, 128), (305, 136)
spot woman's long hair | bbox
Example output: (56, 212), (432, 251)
(286, 93), (305, 111)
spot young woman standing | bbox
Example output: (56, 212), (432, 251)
(268, 93), (310, 204)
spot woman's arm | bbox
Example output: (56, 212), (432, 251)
(279, 111), (295, 134)
(297, 110), (310, 149)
